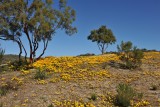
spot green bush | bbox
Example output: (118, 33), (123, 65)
(137, 92), (143, 99)
(0, 87), (8, 96)
(131, 47), (144, 67)
(90, 93), (97, 101)
(9, 60), (31, 71)
(0, 81), (18, 96)
(77, 53), (95, 57)
(34, 69), (47, 80)
(117, 41), (144, 69)
(48, 104), (54, 107)
(115, 83), (136, 107)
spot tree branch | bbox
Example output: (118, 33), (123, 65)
(97, 43), (102, 54)
(24, 23), (33, 63)
(18, 37), (27, 61)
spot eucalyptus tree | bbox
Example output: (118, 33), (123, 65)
(0, 0), (77, 63)
(87, 25), (116, 54)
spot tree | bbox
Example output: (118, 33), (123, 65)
(117, 41), (144, 69)
(87, 25), (116, 54)
(0, 0), (77, 63)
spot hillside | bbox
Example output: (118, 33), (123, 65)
(2, 55), (25, 64)
(0, 52), (160, 107)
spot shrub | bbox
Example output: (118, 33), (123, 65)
(34, 69), (47, 80)
(0, 81), (18, 96)
(137, 92), (143, 99)
(90, 93), (97, 101)
(117, 41), (144, 69)
(48, 104), (54, 107)
(77, 53), (95, 56)
(150, 84), (158, 90)
(115, 83), (136, 107)
(9, 60), (31, 71)
(0, 87), (8, 96)
(131, 47), (144, 67)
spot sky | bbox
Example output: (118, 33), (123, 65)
(1, 0), (160, 56)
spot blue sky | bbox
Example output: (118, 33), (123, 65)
(1, 0), (160, 56)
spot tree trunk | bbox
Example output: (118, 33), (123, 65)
(101, 43), (105, 54)
(24, 25), (33, 63)
(18, 38), (27, 62)
(36, 39), (49, 61)
(101, 45), (105, 54)
(32, 37), (39, 62)
(16, 41), (22, 61)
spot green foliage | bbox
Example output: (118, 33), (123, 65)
(117, 41), (144, 69)
(117, 41), (132, 53)
(48, 104), (54, 107)
(90, 93), (97, 101)
(137, 92), (143, 99)
(88, 25), (116, 54)
(9, 60), (31, 71)
(140, 48), (158, 52)
(115, 83), (136, 107)
(77, 53), (95, 57)
(0, 87), (8, 96)
(34, 69), (47, 80)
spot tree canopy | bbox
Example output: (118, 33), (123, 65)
(117, 41), (133, 53)
(0, 0), (77, 62)
(87, 25), (116, 54)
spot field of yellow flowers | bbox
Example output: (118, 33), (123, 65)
(0, 52), (160, 107)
